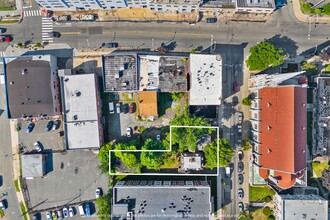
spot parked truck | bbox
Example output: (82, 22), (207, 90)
(225, 167), (231, 177)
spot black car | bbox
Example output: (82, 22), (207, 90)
(238, 150), (244, 161)
(206, 18), (217, 23)
(237, 188), (244, 200)
(26, 123), (35, 133)
(45, 121), (54, 131)
(237, 162), (244, 173)
(105, 42), (118, 48)
(122, 104), (129, 114)
(238, 174), (244, 184)
(52, 120), (60, 130)
(0, 28), (6, 33)
(47, 31), (61, 38)
(238, 202), (244, 212)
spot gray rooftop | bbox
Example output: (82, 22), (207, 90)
(237, 0), (275, 8)
(139, 55), (187, 92)
(280, 194), (328, 220)
(182, 153), (202, 170)
(189, 54), (222, 106)
(4, 55), (57, 119)
(21, 154), (46, 178)
(62, 74), (102, 149)
(112, 180), (211, 220)
(102, 53), (138, 92)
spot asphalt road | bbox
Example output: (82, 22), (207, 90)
(0, 84), (23, 220)
(0, 1), (330, 55)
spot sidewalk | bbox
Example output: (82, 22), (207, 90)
(292, 0), (330, 23)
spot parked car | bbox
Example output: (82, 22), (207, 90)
(0, 28), (6, 33)
(238, 174), (244, 185)
(205, 17), (217, 23)
(129, 103), (135, 114)
(126, 127), (132, 137)
(116, 102), (121, 114)
(34, 141), (42, 152)
(96, 187), (102, 198)
(0, 199), (6, 210)
(62, 207), (69, 218)
(238, 150), (243, 161)
(52, 210), (57, 220)
(105, 42), (118, 48)
(122, 104), (129, 114)
(52, 120), (60, 130)
(26, 123), (35, 133)
(238, 188), (244, 200)
(237, 112), (243, 124)
(46, 212), (52, 220)
(237, 162), (244, 173)
(237, 124), (242, 133)
(57, 210), (63, 219)
(0, 175), (2, 186)
(85, 203), (91, 216)
(156, 134), (161, 141)
(238, 202), (244, 212)
(45, 121), (54, 131)
(68, 207), (74, 217)
(1, 36), (11, 42)
(33, 214), (40, 220)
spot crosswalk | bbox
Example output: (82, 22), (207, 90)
(42, 17), (54, 43)
(23, 10), (42, 17)
(0, 51), (5, 58)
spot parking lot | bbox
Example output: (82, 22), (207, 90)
(18, 118), (65, 153)
(26, 150), (108, 212)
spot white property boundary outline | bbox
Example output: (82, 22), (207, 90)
(109, 125), (219, 176)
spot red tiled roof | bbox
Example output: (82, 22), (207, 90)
(274, 171), (296, 189)
(258, 86), (307, 186)
(258, 168), (269, 179)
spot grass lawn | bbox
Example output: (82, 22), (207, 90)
(251, 208), (268, 220)
(324, 65), (330, 73)
(312, 162), (329, 178)
(0, 19), (19, 24)
(19, 202), (28, 220)
(250, 185), (275, 202)
(14, 179), (20, 192)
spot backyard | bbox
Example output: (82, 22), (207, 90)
(249, 185), (275, 202)
(312, 162), (329, 178)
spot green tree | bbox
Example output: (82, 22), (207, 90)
(242, 97), (252, 107)
(35, 42), (42, 48)
(263, 206), (271, 216)
(265, 196), (272, 203)
(171, 92), (185, 101)
(302, 3), (312, 13)
(204, 138), (233, 168)
(267, 215), (275, 220)
(170, 112), (212, 152)
(98, 144), (113, 173)
(301, 61), (317, 70)
(140, 139), (165, 170)
(96, 195), (111, 220)
(246, 41), (284, 71)
(322, 3), (330, 15)
(238, 210), (253, 220)
(17, 42), (23, 48)
(312, 8), (322, 14)
(114, 143), (140, 169)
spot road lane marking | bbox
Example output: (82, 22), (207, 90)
(60, 32), (81, 35)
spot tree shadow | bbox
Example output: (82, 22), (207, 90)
(299, 40), (330, 57)
(265, 35), (298, 58)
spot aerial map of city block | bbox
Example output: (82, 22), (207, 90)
(0, 0), (330, 219)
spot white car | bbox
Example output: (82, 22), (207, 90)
(69, 207), (74, 217)
(126, 127), (132, 137)
(96, 188), (102, 198)
(34, 142), (42, 152)
(62, 207), (69, 218)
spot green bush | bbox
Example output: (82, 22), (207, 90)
(265, 196), (272, 203)
(14, 179), (20, 192)
(263, 206), (271, 216)
(322, 3), (330, 15)
(0, 209), (4, 218)
(242, 97), (252, 107)
(267, 215), (275, 220)
(302, 3), (312, 13)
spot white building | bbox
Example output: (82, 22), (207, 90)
(273, 193), (328, 220)
(33, 0), (201, 11)
(62, 74), (103, 150)
(189, 54), (222, 106)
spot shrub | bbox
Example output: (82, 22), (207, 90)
(265, 196), (272, 203)
(242, 97), (252, 107)
(267, 215), (275, 220)
(263, 206), (271, 216)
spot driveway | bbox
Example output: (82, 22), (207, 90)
(25, 150), (108, 212)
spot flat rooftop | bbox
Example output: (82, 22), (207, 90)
(313, 77), (330, 156)
(4, 55), (57, 119)
(103, 53), (138, 92)
(139, 55), (187, 92)
(62, 74), (102, 149)
(21, 154), (45, 178)
(237, 0), (275, 8)
(112, 180), (210, 220)
(189, 54), (222, 106)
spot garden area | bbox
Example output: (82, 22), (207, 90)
(301, 1), (330, 15)
(98, 109), (233, 175)
(249, 185), (275, 202)
(0, 0), (16, 11)
(250, 207), (275, 220)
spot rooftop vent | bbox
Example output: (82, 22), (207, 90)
(64, 78), (69, 82)
(73, 115), (78, 120)
(21, 69), (28, 75)
(75, 91), (81, 97)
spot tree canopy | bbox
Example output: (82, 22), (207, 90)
(114, 143), (140, 169)
(140, 139), (165, 170)
(98, 144), (113, 173)
(238, 210), (253, 220)
(242, 97), (252, 107)
(203, 138), (233, 168)
(170, 112), (212, 152)
(96, 195), (111, 220)
(246, 41), (284, 71)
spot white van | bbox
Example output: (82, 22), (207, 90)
(78, 205), (85, 217)
(109, 102), (115, 114)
